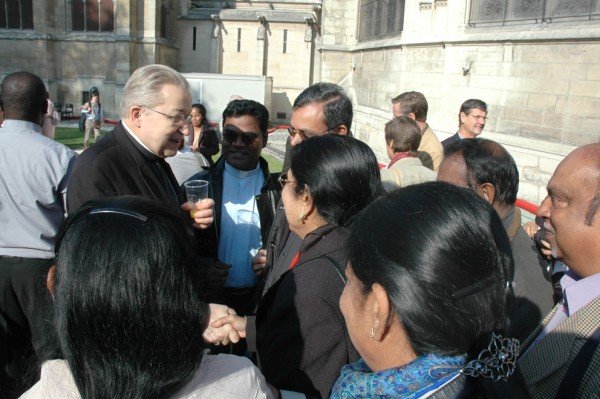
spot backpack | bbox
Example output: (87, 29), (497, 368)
(78, 113), (86, 132)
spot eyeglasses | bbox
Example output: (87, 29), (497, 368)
(144, 107), (192, 125)
(468, 113), (488, 122)
(277, 173), (297, 188)
(223, 130), (260, 145)
(287, 126), (332, 141)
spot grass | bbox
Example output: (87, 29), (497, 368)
(55, 126), (284, 172)
(55, 126), (90, 149)
(262, 153), (283, 173)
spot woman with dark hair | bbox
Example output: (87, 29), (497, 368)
(189, 103), (219, 164)
(21, 196), (272, 399)
(331, 182), (523, 398)
(211, 135), (383, 398)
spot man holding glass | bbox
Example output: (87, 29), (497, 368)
(201, 99), (281, 316)
(67, 64), (214, 229)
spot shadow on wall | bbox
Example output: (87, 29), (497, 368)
(272, 92), (293, 123)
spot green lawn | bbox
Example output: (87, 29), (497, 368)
(262, 153), (283, 173)
(55, 126), (284, 172)
(55, 126), (90, 149)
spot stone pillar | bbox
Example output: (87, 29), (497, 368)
(257, 16), (267, 76)
(210, 15), (221, 73)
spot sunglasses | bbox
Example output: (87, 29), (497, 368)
(277, 173), (297, 188)
(223, 130), (260, 145)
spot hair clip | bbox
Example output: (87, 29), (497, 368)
(89, 208), (148, 222)
(461, 333), (520, 382)
(451, 275), (496, 300)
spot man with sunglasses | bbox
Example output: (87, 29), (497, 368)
(201, 99), (281, 316)
(67, 64), (214, 230)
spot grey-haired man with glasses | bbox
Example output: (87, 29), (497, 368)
(67, 64), (214, 230)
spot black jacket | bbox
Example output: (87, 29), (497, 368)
(503, 208), (554, 342)
(256, 224), (359, 399)
(67, 123), (183, 213)
(199, 156), (281, 258)
(441, 132), (461, 153)
(259, 197), (297, 295)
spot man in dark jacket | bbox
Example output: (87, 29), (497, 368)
(203, 100), (281, 315)
(441, 98), (487, 152)
(67, 64), (214, 225)
(437, 138), (554, 342)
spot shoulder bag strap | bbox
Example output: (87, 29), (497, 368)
(322, 255), (346, 284)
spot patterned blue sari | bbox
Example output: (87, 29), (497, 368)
(330, 353), (466, 398)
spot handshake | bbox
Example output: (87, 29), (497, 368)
(203, 303), (248, 346)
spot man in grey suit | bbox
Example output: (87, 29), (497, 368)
(517, 143), (600, 398)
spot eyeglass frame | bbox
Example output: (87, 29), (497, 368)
(287, 126), (334, 141)
(277, 173), (297, 189)
(144, 107), (192, 125)
(466, 112), (488, 122)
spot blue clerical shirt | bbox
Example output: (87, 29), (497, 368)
(218, 162), (264, 288)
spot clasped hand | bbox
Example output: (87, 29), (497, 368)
(203, 303), (247, 346)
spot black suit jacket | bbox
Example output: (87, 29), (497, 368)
(441, 132), (461, 153)
(67, 123), (183, 213)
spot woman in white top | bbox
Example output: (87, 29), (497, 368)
(79, 87), (103, 149)
(21, 196), (272, 399)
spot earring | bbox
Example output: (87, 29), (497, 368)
(297, 204), (307, 223)
(369, 327), (375, 340)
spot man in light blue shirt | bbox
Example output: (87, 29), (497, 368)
(0, 71), (76, 396)
(203, 100), (281, 316)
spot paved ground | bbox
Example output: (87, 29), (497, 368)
(264, 129), (288, 162)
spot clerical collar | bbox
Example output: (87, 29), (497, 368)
(178, 145), (193, 154)
(224, 161), (261, 179)
(121, 121), (160, 161)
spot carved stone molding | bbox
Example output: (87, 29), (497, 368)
(419, 1), (433, 11)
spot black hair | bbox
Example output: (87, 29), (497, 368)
(0, 71), (47, 122)
(584, 146), (600, 226)
(222, 99), (269, 134)
(290, 135), (382, 226)
(586, 171), (600, 225)
(445, 138), (519, 207)
(192, 103), (207, 119)
(54, 196), (208, 399)
(391, 91), (428, 122)
(384, 116), (422, 155)
(349, 182), (511, 359)
(293, 82), (353, 131)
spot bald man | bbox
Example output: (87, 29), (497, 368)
(517, 143), (600, 398)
